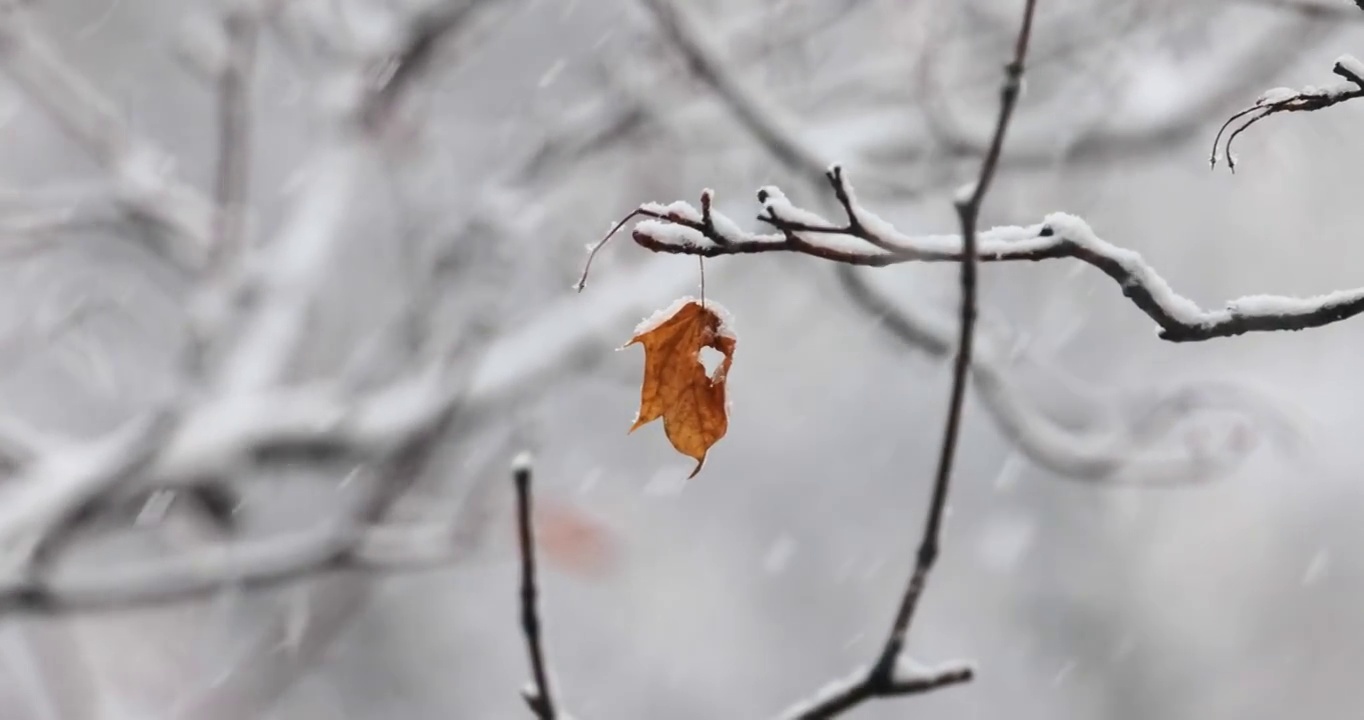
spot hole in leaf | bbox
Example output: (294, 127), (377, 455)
(699, 346), (724, 377)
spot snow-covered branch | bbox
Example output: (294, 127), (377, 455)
(614, 166), (1364, 342)
(778, 660), (974, 720)
(0, 0), (505, 623)
(1212, 55), (1364, 172)
(0, 2), (212, 269)
(631, 0), (1303, 485)
(0, 514), (476, 614)
(0, 361), (470, 609)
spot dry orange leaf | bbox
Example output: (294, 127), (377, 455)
(625, 297), (737, 478)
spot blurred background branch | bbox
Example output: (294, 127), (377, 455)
(0, 0), (1352, 719)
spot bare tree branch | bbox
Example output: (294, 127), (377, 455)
(834, 265), (1299, 484)
(208, 0), (261, 270)
(361, 0), (503, 131)
(513, 453), (561, 720)
(631, 0), (1296, 485)
(780, 1), (1040, 717)
(778, 662), (974, 719)
(0, 1), (211, 269)
(0, 513), (480, 614)
(609, 165), (1364, 342)
(0, 7), (514, 718)
(1212, 55), (1364, 172)
(1234, 0), (1364, 18)
(157, 5), (515, 712)
(638, 0), (922, 199)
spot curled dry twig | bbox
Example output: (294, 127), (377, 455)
(1210, 55), (1364, 173)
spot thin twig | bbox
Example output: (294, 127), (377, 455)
(1233, 0), (1364, 18)
(361, 0), (501, 131)
(881, 0), (1038, 673)
(783, 1), (1039, 716)
(638, 0), (920, 198)
(1211, 57), (1364, 173)
(514, 454), (559, 720)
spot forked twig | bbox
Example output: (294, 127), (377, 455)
(606, 165), (1364, 342)
(1211, 56), (1364, 173)
(782, 0), (1039, 717)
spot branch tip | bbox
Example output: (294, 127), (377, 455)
(576, 208), (645, 293)
(512, 450), (534, 476)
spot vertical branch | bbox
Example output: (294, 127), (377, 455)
(185, 1), (261, 381)
(783, 1), (1040, 717)
(209, 1), (260, 269)
(874, 0), (1038, 672)
(513, 453), (558, 720)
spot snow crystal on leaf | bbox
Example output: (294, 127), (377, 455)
(633, 296), (694, 336)
(708, 299), (738, 341)
(632, 296), (738, 342)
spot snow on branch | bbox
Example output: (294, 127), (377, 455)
(778, 660), (974, 720)
(0, 4), (212, 269)
(1212, 54), (1364, 172)
(633, 0), (1303, 486)
(0, 514), (476, 613)
(0, 0), (509, 625)
(600, 165), (1364, 342)
(0, 362), (467, 585)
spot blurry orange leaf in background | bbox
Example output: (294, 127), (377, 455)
(535, 501), (616, 578)
(625, 298), (737, 478)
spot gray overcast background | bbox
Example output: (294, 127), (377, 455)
(0, 0), (1363, 718)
